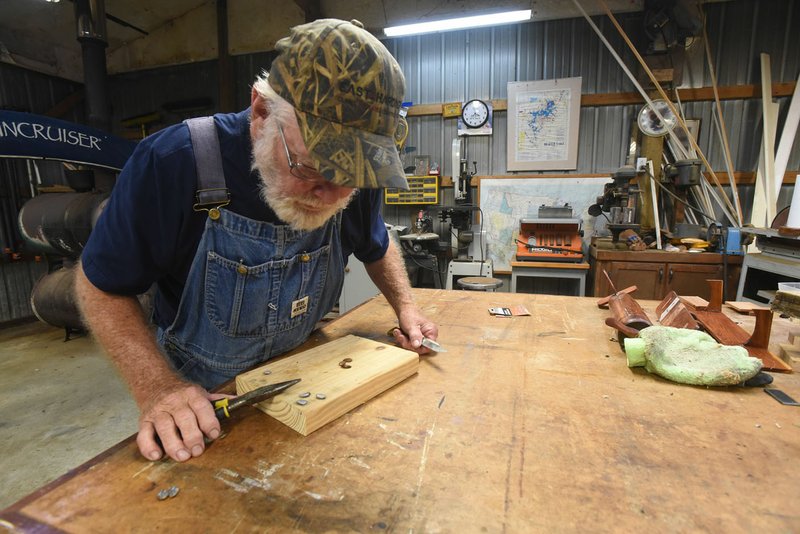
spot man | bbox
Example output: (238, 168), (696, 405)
(75, 19), (438, 464)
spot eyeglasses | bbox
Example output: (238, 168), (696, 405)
(277, 123), (326, 183)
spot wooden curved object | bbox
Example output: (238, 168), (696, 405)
(692, 309), (790, 372)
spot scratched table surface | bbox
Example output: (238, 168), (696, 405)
(2, 290), (799, 532)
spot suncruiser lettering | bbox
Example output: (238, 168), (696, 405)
(0, 120), (102, 150)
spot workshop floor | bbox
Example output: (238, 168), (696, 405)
(0, 321), (137, 510)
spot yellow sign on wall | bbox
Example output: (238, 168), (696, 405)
(442, 102), (462, 118)
(384, 175), (439, 205)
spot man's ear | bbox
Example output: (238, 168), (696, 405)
(251, 87), (269, 124)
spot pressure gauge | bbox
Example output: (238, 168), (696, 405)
(461, 99), (489, 128)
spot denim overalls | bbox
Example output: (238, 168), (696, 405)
(157, 117), (344, 389)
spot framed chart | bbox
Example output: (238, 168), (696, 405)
(507, 77), (582, 171)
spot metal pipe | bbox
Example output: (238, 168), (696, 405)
(74, 0), (110, 131)
(18, 192), (109, 258)
(31, 265), (84, 330)
(217, 0), (234, 112)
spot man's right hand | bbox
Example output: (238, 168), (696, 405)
(136, 381), (224, 462)
(74, 265), (228, 463)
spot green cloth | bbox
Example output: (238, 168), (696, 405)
(624, 326), (762, 386)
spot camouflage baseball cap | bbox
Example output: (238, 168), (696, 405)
(268, 19), (409, 190)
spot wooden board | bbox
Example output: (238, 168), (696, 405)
(656, 291), (699, 330)
(596, 285), (637, 308)
(693, 310), (792, 373)
(680, 295), (709, 311)
(693, 310), (750, 344)
(760, 54), (778, 224)
(746, 346), (793, 373)
(725, 301), (770, 314)
(236, 335), (419, 436)
(4, 292), (800, 533)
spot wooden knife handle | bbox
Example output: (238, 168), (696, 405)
(604, 317), (641, 338)
(608, 293), (652, 331)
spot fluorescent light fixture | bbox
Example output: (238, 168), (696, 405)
(384, 9), (532, 37)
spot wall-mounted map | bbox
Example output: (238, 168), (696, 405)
(507, 78), (582, 171)
(478, 177), (610, 272)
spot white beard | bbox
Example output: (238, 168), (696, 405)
(251, 123), (355, 231)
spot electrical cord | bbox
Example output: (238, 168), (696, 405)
(405, 252), (443, 288)
(645, 168), (716, 223)
(514, 239), (577, 254)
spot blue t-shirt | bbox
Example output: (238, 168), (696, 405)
(81, 109), (388, 329)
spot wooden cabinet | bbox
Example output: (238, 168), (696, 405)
(590, 248), (742, 301)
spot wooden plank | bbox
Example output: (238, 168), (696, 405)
(700, 172), (796, 186)
(590, 248), (743, 265)
(596, 285), (638, 308)
(703, 21), (743, 223)
(772, 72), (800, 200)
(745, 346), (793, 373)
(236, 335), (419, 436)
(638, 136), (663, 229)
(656, 291), (699, 330)
(725, 301), (770, 314)
(693, 310), (751, 345)
(750, 99), (780, 230)
(693, 309), (792, 373)
(760, 54), (778, 224)
(680, 296), (710, 311)
(707, 279), (724, 312)
(746, 309), (774, 350)
(405, 83), (798, 116)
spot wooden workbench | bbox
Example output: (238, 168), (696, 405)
(2, 290), (799, 532)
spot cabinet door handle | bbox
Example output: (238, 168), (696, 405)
(658, 267), (663, 281)
(669, 268), (674, 282)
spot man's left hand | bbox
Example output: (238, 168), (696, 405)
(391, 310), (439, 355)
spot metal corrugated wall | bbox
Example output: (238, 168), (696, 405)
(0, 63), (81, 323)
(382, 0), (799, 229)
(105, 51), (278, 136)
(389, 2), (799, 177)
(109, 60), (220, 135)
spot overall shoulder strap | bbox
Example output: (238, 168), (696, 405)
(184, 116), (230, 211)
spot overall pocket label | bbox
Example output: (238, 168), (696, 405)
(291, 296), (309, 318)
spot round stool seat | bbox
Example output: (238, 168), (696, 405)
(457, 276), (503, 291)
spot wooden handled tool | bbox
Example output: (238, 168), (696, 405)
(602, 270), (652, 337)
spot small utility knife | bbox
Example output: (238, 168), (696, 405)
(421, 337), (447, 353)
(388, 328), (447, 353)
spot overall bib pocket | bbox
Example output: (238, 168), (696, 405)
(204, 246), (331, 338)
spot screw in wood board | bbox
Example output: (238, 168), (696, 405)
(339, 358), (353, 369)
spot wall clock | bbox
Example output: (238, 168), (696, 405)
(461, 99), (490, 128)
